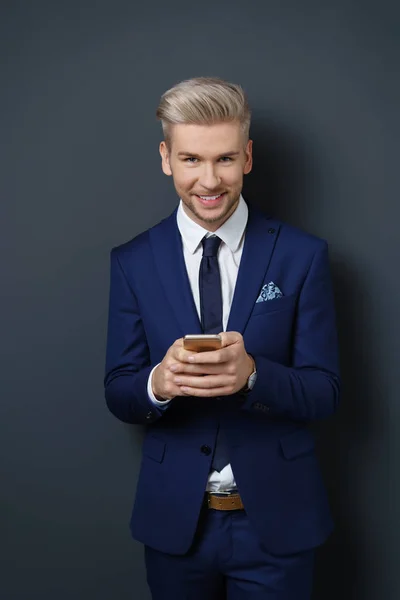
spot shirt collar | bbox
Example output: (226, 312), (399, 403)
(176, 195), (248, 254)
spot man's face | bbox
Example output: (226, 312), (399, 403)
(159, 121), (252, 231)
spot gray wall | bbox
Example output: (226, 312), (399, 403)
(1, 1), (399, 598)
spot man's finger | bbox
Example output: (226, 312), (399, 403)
(171, 346), (195, 363)
(175, 375), (228, 389)
(186, 347), (232, 364)
(219, 331), (243, 347)
(169, 363), (222, 375)
(180, 386), (233, 397)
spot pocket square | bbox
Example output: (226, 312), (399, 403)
(256, 282), (283, 303)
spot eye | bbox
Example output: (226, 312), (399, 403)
(184, 157), (198, 163)
(219, 156), (233, 162)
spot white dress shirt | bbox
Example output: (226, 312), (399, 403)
(147, 195), (248, 492)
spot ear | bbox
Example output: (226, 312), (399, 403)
(243, 139), (253, 175)
(159, 141), (172, 176)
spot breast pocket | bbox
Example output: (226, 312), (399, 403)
(245, 293), (297, 361)
(251, 293), (297, 317)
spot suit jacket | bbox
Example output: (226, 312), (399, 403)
(104, 204), (341, 556)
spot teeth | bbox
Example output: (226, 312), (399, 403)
(199, 195), (222, 200)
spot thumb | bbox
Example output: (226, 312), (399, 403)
(219, 331), (242, 348)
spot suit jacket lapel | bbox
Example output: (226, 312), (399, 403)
(149, 209), (202, 337)
(150, 204), (281, 337)
(227, 207), (281, 334)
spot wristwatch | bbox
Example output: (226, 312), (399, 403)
(241, 355), (257, 393)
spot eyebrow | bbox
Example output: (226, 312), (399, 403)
(177, 151), (240, 158)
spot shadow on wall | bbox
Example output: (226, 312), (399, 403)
(244, 120), (377, 600)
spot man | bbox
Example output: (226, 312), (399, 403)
(104, 77), (340, 599)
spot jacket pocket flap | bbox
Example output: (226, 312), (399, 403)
(280, 428), (315, 460)
(251, 293), (296, 317)
(143, 435), (166, 463)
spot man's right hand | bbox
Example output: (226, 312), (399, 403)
(152, 338), (197, 401)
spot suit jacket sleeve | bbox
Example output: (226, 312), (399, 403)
(104, 248), (166, 424)
(240, 242), (341, 421)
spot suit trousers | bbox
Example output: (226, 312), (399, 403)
(144, 501), (315, 600)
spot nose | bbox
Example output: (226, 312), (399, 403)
(198, 163), (221, 190)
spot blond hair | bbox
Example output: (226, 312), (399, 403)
(156, 77), (251, 147)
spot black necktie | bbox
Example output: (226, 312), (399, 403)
(199, 235), (229, 472)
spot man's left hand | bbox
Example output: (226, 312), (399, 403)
(169, 331), (254, 397)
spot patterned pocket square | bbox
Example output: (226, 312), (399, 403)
(256, 282), (283, 303)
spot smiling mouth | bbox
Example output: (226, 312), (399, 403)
(195, 193), (226, 203)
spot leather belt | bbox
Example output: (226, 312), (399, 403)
(206, 492), (245, 511)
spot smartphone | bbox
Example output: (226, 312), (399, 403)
(183, 334), (222, 352)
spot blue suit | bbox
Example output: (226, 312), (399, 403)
(104, 204), (340, 559)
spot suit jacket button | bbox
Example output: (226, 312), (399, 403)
(201, 445), (212, 456)
(146, 411), (153, 420)
(268, 228), (276, 234)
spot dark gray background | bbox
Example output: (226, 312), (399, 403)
(1, 1), (399, 598)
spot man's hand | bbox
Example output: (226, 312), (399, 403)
(169, 332), (254, 397)
(152, 338), (207, 400)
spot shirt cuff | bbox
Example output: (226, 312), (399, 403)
(147, 364), (173, 407)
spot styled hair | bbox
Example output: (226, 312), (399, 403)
(156, 77), (251, 147)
